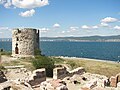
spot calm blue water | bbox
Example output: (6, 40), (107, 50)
(0, 41), (120, 61)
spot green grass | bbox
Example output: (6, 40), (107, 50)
(64, 59), (120, 77)
(1, 54), (120, 78)
(50, 57), (65, 64)
(0, 57), (35, 71)
(0, 51), (12, 56)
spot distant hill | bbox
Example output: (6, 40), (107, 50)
(41, 35), (120, 42)
(0, 35), (120, 42)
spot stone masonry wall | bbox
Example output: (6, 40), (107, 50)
(28, 68), (46, 86)
(53, 67), (85, 80)
(12, 28), (39, 57)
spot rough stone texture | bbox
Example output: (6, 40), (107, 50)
(110, 73), (120, 87)
(53, 67), (85, 80)
(53, 67), (68, 79)
(12, 28), (39, 58)
(40, 79), (68, 90)
(0, 81), (33, 90)
(28, 68), (46, 86)
(83, 80), (97, 89)
(110, 76), (117, 87)
(0, 70), (7, 83)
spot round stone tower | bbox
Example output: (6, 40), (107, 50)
(12, 28), (39, 57)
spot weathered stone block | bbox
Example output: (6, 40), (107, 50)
(110, 76), (117, 87)
(28, 68), (46, 86)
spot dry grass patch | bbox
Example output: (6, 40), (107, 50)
(64, 58), (120, 77)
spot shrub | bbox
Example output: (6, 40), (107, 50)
(51, 57), (65, 64)
(32, 56), (55, 77)
(34, 49), (41, 55)
(0, 65), (6, 70)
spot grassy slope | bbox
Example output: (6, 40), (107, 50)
(0, 57), (35, 71)
(63, 58), (120, 77)
(0, 55), (120, 77)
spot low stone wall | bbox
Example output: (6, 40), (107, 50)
(53, 67), (85, 80)
(69, 67), (85, 77)
(28, 68), (46, 86)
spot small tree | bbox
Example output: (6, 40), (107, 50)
(32, 56), (55, 77)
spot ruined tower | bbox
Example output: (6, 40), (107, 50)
(12, 28), (39, 57)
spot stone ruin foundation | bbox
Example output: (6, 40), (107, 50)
(110, 73), (120, 88)
(28, 68), (46, 86)
(53, 66), (85, 80)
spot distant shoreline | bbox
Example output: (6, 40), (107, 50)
(0, 35), (120, 42)
(0, 40), (120, 42)
(54, 56), (120, 64)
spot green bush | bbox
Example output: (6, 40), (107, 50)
(0, 65), (6, 70)
(32, 56), (55, 77)
(50, 57), (65, 64)
(34, 49), (41, 55)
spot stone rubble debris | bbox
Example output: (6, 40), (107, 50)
(0, 65), (119, 90)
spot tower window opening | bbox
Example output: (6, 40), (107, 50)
(16, 37), (19, 41)
(15, 43), (19, 54)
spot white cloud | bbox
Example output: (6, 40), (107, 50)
(67, 26), (79, 33)
(1, 0), (49, 17)
(4, 0), (12, 8)
(39, 28), (49, 33)
(114, 26), (120, 30)
(53, 23), (60, 28)
(12, 0), (49, 9)
(61, 31), (65, 33)
(81, 25), (99, 29)
(100, 23), (109, 27)
(4, 2), (11, 8)
(92, 26), (98, 29)
(101, 17), (118, 23)
(19, 9), (35, 17)
(70, 27), (79, 30)
(0, 0), (6, 4)
(81, 25), (91, 29)
(0, 27), (9, 30)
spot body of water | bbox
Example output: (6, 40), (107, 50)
(0, 41), (120, 61)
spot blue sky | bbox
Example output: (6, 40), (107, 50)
(0, 0), (120, 38)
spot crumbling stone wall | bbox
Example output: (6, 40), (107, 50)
(110, 73), (120, 87)
(53, 67), (85, 79)
(12, 28), (39, 57)
(40, 79), (68, 90)
(28, 68), (46, 86)
(69, 67), (85, 76)
(110, 76), (117, 87)
(53, 67), (68, 79)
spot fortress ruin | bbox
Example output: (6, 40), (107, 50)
(12, 28), (39, 57)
